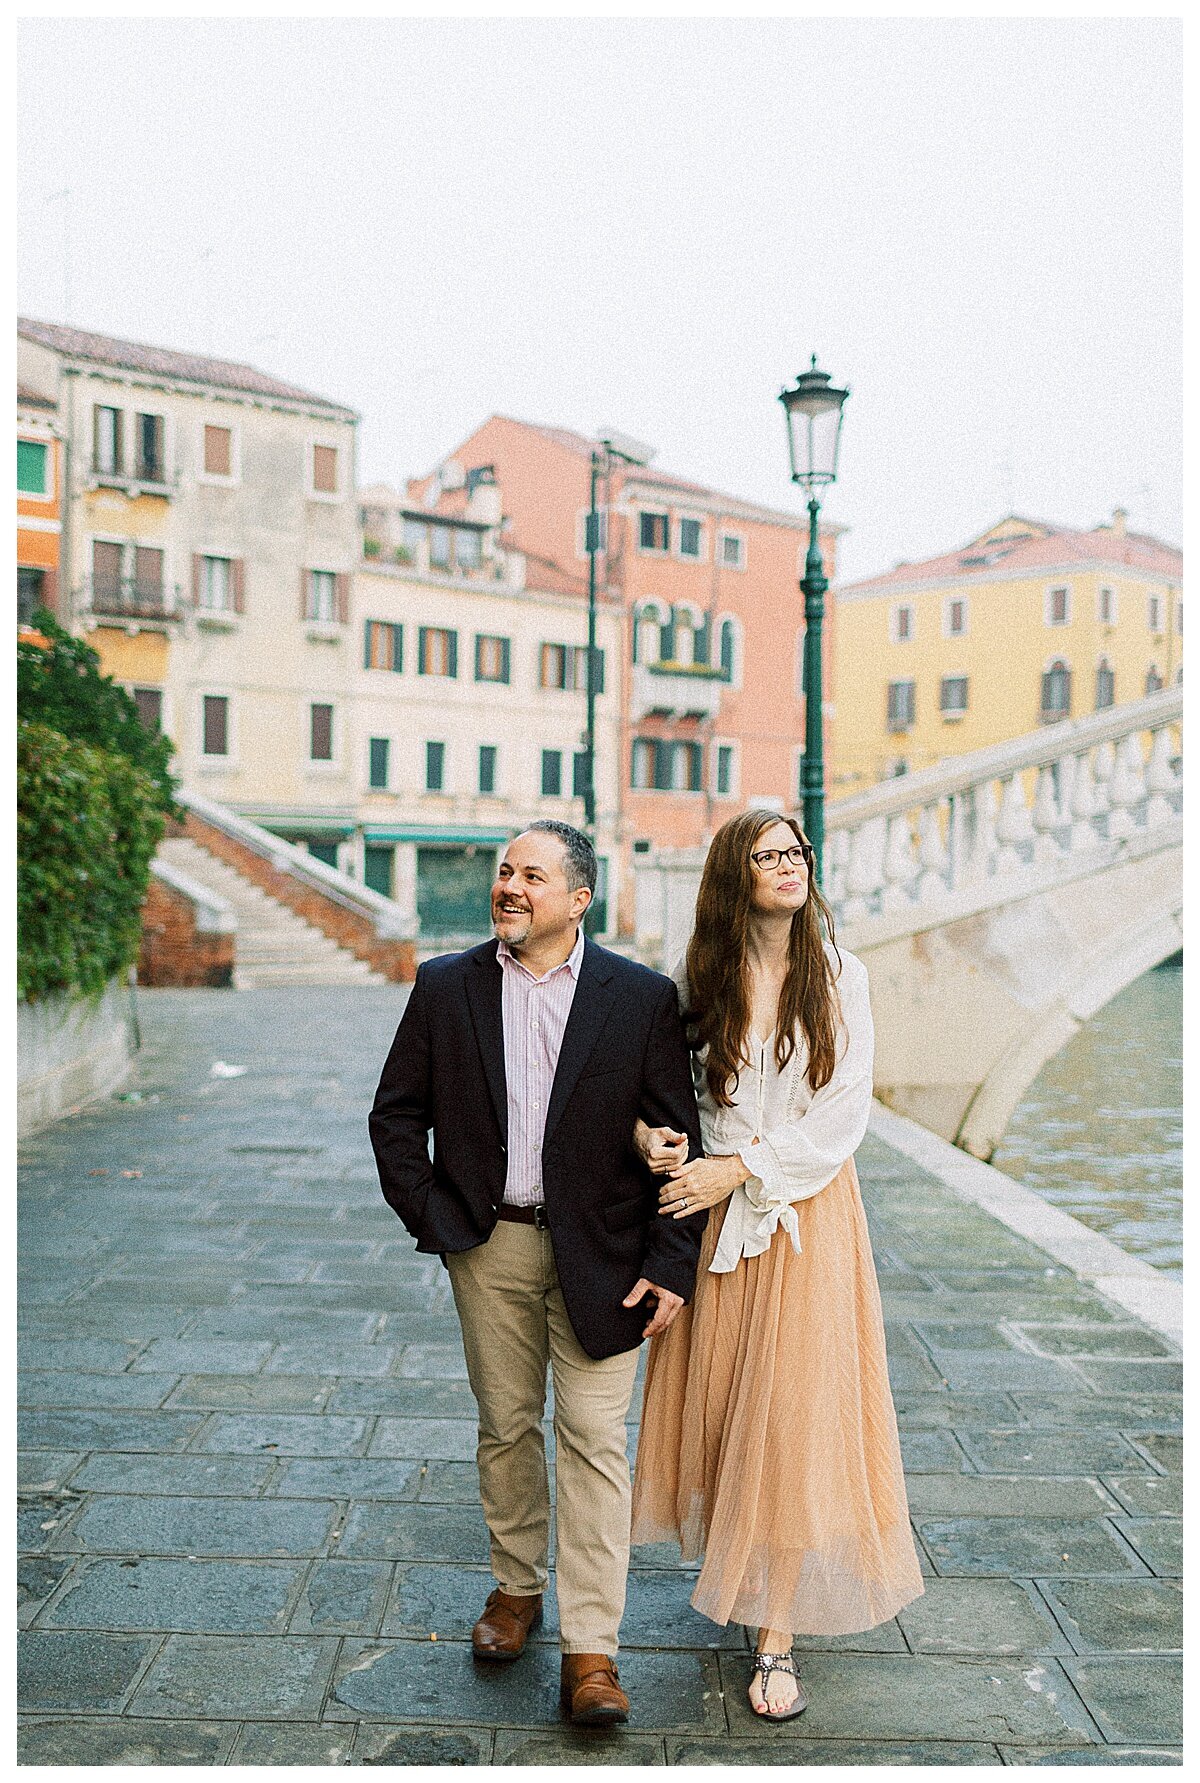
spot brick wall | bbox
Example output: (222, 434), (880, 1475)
(181, 811), (417, 983)
(138, 875), (235, 989)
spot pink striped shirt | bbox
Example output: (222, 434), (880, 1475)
(497, 927), (585, 1206)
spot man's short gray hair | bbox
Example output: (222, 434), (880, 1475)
(522, 820), (598, 895)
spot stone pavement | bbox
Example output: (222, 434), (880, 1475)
(18, 987), (1182, 1765)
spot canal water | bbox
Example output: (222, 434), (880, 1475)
(991, 961), (1182, 1279)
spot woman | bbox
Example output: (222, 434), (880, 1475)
(630, 809), (924, 1720)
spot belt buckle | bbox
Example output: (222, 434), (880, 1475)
(533, 1205), (548, 1230)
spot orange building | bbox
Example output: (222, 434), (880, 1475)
(18, 388), (61, 624)
(408, 416), (839, 932)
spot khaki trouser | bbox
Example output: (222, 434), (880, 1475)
(446, 1217), (640, 1655)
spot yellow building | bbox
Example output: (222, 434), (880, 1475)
(831, 511), (1183, 794)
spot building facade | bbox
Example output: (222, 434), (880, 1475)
(406, 414), (839, 933)
(832, 512), (1184, 794)
(18, 387), (61, 624)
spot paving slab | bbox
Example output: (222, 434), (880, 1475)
(18, 1408), (207, 1451)
(55, 1493), (338, 1558)
(905, 1475), (1118, 1518)
(326, 1376), (479, 1417)
(915, 1515), (1146, 1578)
(1015, 1324), (1175, 1358)
(18, 1370), (181, 1409)
(339, 1500), (491, 1563)
(996, 1743), (1182, 1764)
(18, 1715), (239, 1765)
(166, 1372), (332, 1411)
(266, 1457), (421, 1500)
(1039, 1578), (1182, 1654)
(495, 1728), (663, 1762)
(354, 1725), (495, 1763)
(17, 1337), (145, 1372)
(896, 1578), (1070, 1656)
(1101, 1473), (1182, 1516)
(18, 1629), (160, 1712)
(127, 1633), (341, 1720)
(1008, 1394), (1182, 1433)
(230, 1721), (358, 1764)
(381, 1561), (556, 1641)
(18, 1555), (75, 1628)
(69, 1452), (276, 1497)
(132, 1338), (276, 1374)
(193, 1412), (370, 1455)
(288, 1558), (394, 1634)
(1061, 1656), (1183, 1744)
(955, 1429), (1151, 1475)
(369, 1416), (480, 1460)
(1108, 1516), (1182, 1577)
(719, 1652), (1098, 1745)
(668, 1737), (1004, 1764)
(42, 1555), (309, 1633)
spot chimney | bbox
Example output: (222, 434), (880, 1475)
(1111, 506), (1128, 537)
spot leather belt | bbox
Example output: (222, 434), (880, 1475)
(496, 1203), (549, 1229)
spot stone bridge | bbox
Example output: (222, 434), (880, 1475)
(633, 687), (1183, 1159)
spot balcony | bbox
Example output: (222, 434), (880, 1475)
(630, 660), (726, 722)
(89, 461), (177, 499)
(84, 576), (182, 625)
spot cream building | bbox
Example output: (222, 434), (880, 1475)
(832, 511), (1183, 794)
(350, 476), (623, 938)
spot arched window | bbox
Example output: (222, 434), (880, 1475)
(1095, 658), (1115, 710)
(1145, 664), (1164, 695)
(632, 602), (664, 666)
(1040, 659), (1071, 722)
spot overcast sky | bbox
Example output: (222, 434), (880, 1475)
(18, 15), (1182, 584)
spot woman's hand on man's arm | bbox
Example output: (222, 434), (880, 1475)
(658, 1152), (751, 1218)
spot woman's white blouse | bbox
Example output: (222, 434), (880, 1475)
(672, 945), (875, 1274)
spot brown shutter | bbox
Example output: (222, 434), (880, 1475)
(43, 567), (59, 616)
(192, 553), (202, 607)
(300, 568), (309, 620)
(232, 558), (245, 614)
(335, 573), (349, 626)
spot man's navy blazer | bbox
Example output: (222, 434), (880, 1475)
(369, 935), (705, 1360)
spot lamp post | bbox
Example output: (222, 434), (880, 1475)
(582, 431), (654, 841)
(779, 357), (849, 883)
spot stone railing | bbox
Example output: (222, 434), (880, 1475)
(177, 789), (418, 982)
(825, 687), (1182, 931)
(139, 858), (236, 988)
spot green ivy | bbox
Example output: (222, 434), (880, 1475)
(18, 721), (168, 1004)
(18, 610), (178, 814)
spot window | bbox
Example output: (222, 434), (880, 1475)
(940, 675), (969, 716)
(887, 680), (916, 731)
(479, 745), (497, 795)
(719, 618), (736, 682)
(430, 525), (452, 570)
(202, 695), (229, 756)
(136, 413), (165, 482)
(658, 611), (677, 662)
(1148, 594), (1162, 633)
(203, 424), (232, 477)
(363, 845), (394, 897)
(368, 737), (390, 788)
(17, 439), (48, 495)
(671, 741), (703, 791)
(715, 743), (734, 798)
(419, 627), (457, 677)
(1095, 660), (1115, 710)
(307, 570), (336, 622)
(402, 518), (426, 560)
(630, 739), (699, 791)
(678, 516), (703, 559)
(1040, 660), (1072, 720)
(892, 603), (914, 643)
(1145, 664), (1164, 695)
(475, 634), (511, 684)
(639, 511), (669, 552)
(425, 741), (445, 791)
(312, 444), (338, 495)
(94, 406), (122, 475)
(539, 642), (602, 692)
(573, 751), (590, 798)
(1047, 586), (1070, 625)
(132, 687), (163, 731)
(455, 529), (482, 572)
(364, 620), (403, 672)
(18, 566), (44, 623)
(720, 532), (744, 569)
(944, 596), (968, 637)
(201, 555), (232, 612)
(1099, 586), (1116, 624)
(541, 750), (563, 796)
(310, 703), (334, 762)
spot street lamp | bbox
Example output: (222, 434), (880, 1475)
(582, 431), (654, 842)
(779, 356), (849, 883)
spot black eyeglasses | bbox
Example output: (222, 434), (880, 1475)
(750, 843), (813, 871)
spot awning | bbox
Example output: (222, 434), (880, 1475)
(364, 825), (511, 846)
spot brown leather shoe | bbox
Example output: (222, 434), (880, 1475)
(471, 1588), (543, 1661)
(560, 1653), (630, 1726)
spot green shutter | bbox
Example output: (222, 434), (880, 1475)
(392, 624), (404, 672)
(500, 637), (511, 684)
(448, 631), (458, 678)
(363, 620), (373, 669)
(660, 615), (676, 661)
(17, 439), (48, 495)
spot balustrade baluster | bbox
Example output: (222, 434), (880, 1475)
(1068, 748), (1098, 852)
(1144, 726), (1179, 828)
(1107, 733), (1145, 839)
(1091, 739), (1115, 820)
(995, 772), (1034, 873)
(842, 816), (886, 921)
(881, 813), (919, 912)
(917, 802), (950, 902)
(968, 780), (999, 883)
(825, 827), (850, 909)
(1032, 764), (1066, 863)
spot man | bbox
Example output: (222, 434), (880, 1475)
(369, 821), (703, 1726)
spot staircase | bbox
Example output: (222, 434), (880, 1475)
(157, 837), (387, 988)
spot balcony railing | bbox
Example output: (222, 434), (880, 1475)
(89, 461), (177, 496)
(85, 576), (181, 621)
(630, 659), (726, 722)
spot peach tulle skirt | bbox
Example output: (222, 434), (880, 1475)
(630, 1157), (925, 1635)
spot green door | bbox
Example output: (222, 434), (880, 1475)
(363, 844), (394, 897)
(417, 846), (495, 938)
(307, 840), (339, 868)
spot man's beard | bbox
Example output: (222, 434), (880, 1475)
(494, 910), (532, 947)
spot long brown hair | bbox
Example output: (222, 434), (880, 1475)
(684, 809), (842, 1108)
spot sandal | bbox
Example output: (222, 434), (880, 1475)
(749, 1650), (808, 1722)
